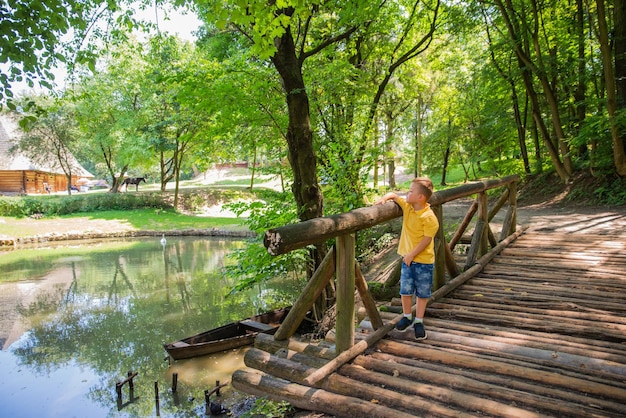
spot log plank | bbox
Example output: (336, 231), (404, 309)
(413, 328), (626, 379)
(359, 353), (626, 417)
(376, 339), (626, 402)
(339, 363), (542, 418)
(427, 301), (626, 341)
(449, 288), (626, 313)
(431, 297), (626, 325)
(254, 332), (337, 359)
(232, 368), (417, 418)
(242, 347), (472, 417)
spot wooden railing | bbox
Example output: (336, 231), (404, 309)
(264, 175), (520, 355)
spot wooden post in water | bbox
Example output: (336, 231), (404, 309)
(154, 381), (160, 416)
(115, 370), (138, 410)
(335, 234), (355, 353)
(172, 373), (178, 393)
(127, 371), (135, 401)
(204, 389), (210, 416)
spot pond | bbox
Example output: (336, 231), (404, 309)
(0, 237), (304, 417)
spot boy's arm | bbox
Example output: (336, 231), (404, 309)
(403, 236), (433, 266)
(375, 192), (400, 205)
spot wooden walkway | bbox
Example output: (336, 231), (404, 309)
(233, 226), (626, 417)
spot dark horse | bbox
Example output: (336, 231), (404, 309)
(123, 177), (146, 191)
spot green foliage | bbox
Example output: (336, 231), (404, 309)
(590, 176), (626, 205)
(368, 282), (400, 301)
(571, 112), (615, 171)
(241, 397), (293, 418)
(222, 191), (309, 292)
(0, 196), (28, 217)
(0, 193), (172, 217)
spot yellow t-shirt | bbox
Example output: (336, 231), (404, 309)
(396, 199), (439, 264)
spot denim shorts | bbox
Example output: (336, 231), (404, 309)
(399, 262), (434, 298)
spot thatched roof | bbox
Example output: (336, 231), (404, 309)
(0, 112), (93, 177)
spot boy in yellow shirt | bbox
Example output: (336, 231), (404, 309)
(376, 177), (439, 340)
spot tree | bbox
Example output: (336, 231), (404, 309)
(13, 97), (82, 194)
(70, 41), (153, 192)
(0, 0), (140, 106)
(595, 0), (626, 176)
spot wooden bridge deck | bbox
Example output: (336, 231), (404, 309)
(233, 224), (626, 417)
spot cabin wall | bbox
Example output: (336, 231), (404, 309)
(0, 171), (71, 195)
(0, 171), (25, 194)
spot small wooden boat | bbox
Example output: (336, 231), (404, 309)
(163, 307), (290, 360)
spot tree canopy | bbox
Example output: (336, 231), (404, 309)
(3, 0), (626, 202)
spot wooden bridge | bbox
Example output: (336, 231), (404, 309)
(232, 177), (626, 417)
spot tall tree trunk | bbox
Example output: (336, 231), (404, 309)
(271, 26), (330, 318)
(271, 29), (323, 223)
(511, 81), (530, 174)
(529, 0), (573, 176)
(493, 0), (571, 182)
(597, 0), (626, 175)
(609, 0), (626, 175)
(441, 119), (452, 186)
(415, 95), (424, 177)
(574, 0), (588, 159)
(373, 113), (380, 188)
(385, 111), (396, 189)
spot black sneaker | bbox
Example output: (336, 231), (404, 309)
(396, 316), (413, 332)
(414, 321), (427, 340)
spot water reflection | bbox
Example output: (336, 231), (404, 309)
(0, 237), (302, 417)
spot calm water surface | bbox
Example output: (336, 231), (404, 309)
(0, 237), (303, 417)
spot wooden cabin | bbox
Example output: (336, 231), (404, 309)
(0, 113), (93, 195)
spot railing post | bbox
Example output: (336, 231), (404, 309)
(335, 234), (355, 353)
(500, 181), (518, 240)
(432, 204), (446, 290)
(478, 191), (489, 256)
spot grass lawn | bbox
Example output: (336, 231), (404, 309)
(65, 209), (246, 230)
(0, 209), (247, 239)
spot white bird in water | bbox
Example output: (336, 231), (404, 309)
(160, 234), (166, 246)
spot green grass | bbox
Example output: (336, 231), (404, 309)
(64, 209), (246, 230)
(0, 209), (247, 239)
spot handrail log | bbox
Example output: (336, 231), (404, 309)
(264, 175), (520, 256)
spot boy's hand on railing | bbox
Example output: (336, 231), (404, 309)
(375, 192), (398, 205)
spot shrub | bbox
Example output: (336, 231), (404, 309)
(0, 193), (173, 217)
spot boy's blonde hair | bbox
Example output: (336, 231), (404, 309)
(412, 177), (434, 200)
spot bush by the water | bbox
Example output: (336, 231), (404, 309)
(0, 192), (173, 217)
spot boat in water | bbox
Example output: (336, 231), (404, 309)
(163, 307), (290, 360)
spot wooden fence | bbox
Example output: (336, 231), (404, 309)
(264, 175), (520, 355)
